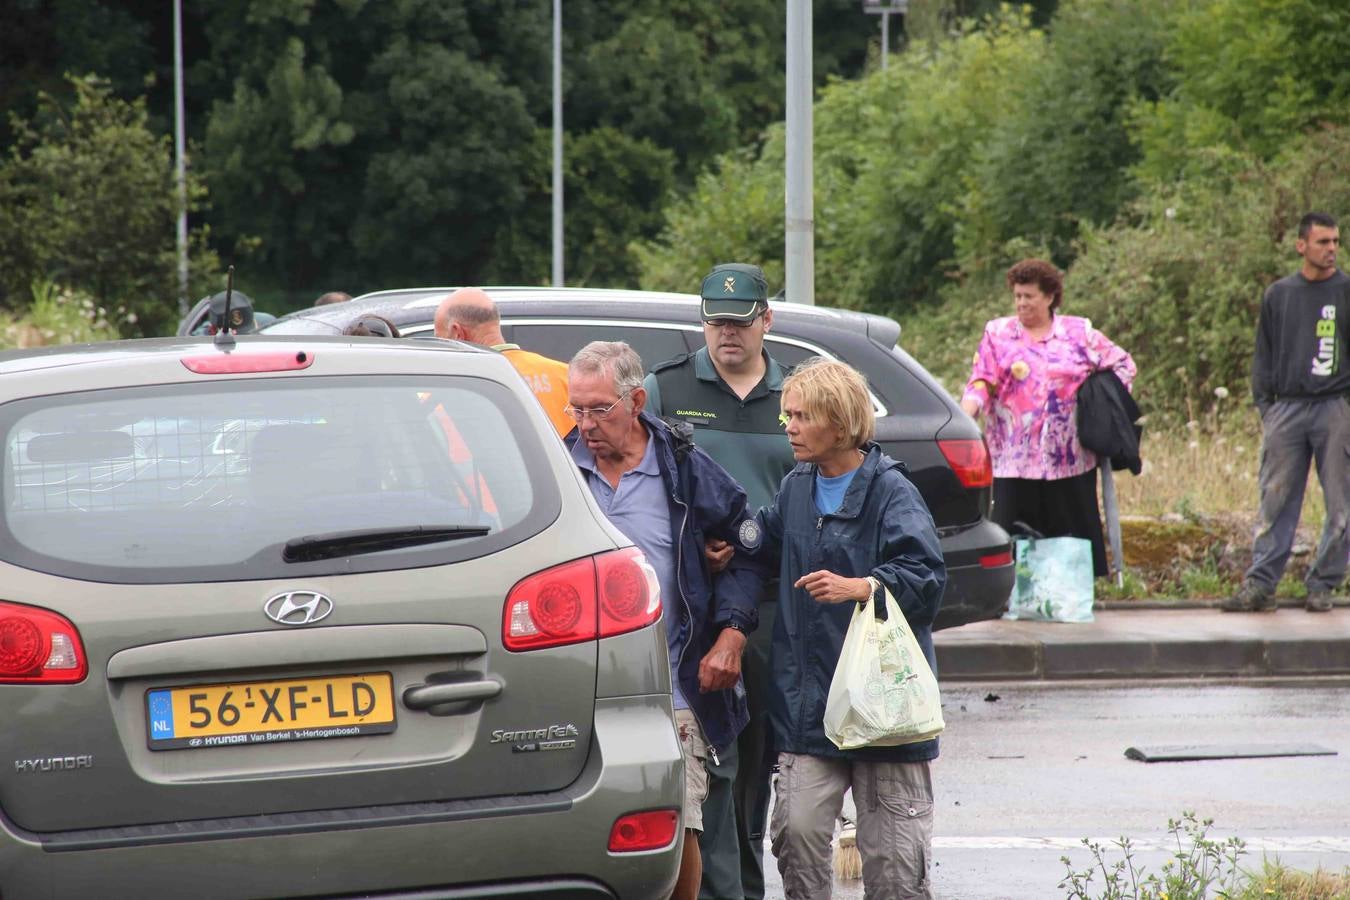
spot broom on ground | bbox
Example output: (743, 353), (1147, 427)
(832, 816), (861, 881)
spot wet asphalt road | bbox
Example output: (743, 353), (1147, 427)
(761, 680), (1350, 899)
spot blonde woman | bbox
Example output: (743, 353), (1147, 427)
(749, 358), (946, 899)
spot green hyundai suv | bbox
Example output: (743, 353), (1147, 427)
(0, 336), (679, 899)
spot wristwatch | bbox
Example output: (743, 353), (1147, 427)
(721, 620), (749, 636)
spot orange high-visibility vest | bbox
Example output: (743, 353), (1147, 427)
(495, 344), (573, 439)
(428, 404), (499, 517)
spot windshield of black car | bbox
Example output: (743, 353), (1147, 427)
(0, 375), (557, 583)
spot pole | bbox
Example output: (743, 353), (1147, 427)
(881, 11), (889, 70)
(785, 0), (815, 305)
(173, 0), (189, 316)
(1100, 464), (1125, 588)
(551, 0), (564, 288)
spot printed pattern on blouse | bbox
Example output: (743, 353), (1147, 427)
(962, 315), (1136, 480)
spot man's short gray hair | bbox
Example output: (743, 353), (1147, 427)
(570, 341), (645, 396)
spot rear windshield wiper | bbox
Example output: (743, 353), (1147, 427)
(283, 525), (491, 563)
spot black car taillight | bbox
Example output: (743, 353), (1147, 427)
(938, 438), (993, 489)
(0, 601), (88, 684)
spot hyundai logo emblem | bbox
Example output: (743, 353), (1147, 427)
(263, 591), (334, 626)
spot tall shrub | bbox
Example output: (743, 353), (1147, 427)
(1068, 125), (1350, 422)
(0, 75), (217, 335)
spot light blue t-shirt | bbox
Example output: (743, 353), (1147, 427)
(570, 435), (688, 709)
(813, 467), (858, 515)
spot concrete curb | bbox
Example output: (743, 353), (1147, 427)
(933, 608), (1350, 681)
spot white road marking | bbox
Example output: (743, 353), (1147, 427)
(936, 837), (1350, 853)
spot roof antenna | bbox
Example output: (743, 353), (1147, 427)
(214, 265), (236, 348)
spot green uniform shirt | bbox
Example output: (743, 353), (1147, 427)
(643, 347), (795, 511)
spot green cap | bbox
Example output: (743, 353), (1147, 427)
(700, 263), (768, 321)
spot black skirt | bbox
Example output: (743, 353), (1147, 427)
(992, 470), (1108, 578)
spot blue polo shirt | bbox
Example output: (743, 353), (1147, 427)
(570, 433), (689, 709)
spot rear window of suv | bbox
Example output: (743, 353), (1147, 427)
(0, 376), (558, 583)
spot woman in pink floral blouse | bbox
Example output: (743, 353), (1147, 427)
(960, 259), (1136, 576)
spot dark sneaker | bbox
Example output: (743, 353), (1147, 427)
(1221, 582), (1277, 613)
(1305, 591), (1335, 613)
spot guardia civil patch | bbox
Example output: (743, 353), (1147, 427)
(738, 519), (762, 550)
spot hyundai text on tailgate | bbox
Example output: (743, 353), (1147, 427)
(0, 336), (680, 899)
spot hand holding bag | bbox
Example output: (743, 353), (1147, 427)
(823, 585), (945, 750)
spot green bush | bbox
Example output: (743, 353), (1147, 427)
(0, 280), (123, 349)
(0, 75), (218, 336)
(1068, 124), (1350, 423)
(1060, 812), (1246, 900)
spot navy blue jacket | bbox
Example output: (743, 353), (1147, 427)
(567, 410), (762, 754)
(749, 444), (946, 762)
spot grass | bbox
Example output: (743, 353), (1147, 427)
(1111, 418), (1325, 532)
(0, 280), (123, 350)
(1097, 413), (1333, 600)
(1240, 860), (1350, 899)
(1059, 812), (1350, 899)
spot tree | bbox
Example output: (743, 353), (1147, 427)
(1066, 124), (1350, 421)
(1131, 0), (1350, 184)
(0, 0), (154, 148)
(636, 8), (1044, 312)
(199, 0), (540, 295)
(0, 75), (217, 335)
(954, 0), (1176, 270)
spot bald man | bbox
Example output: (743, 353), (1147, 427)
(435, 288), (574, 438)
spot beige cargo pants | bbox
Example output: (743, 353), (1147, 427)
(769, 752), (934, 900)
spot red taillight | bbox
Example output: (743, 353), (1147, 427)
(504, 547), (661, 652)
(980, 550), (1013, 568)
(608, 809), (679, 852)
(597, 547), (660, 637)
(181, 351), (314, 374)
(938, 438), (993, 489)
(0, 601), (87, 684)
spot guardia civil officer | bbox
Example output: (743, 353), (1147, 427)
(644, 262), (796, 900)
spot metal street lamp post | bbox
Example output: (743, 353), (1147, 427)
(785, 0), (814, 305)
(862, 0), (908, 70)
(551, 0), (564, 287)
(173, 0), (189, 316)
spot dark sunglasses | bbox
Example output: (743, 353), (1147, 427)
(702, 312), (764, 329)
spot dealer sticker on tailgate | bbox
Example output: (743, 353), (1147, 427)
(146, 672), (396, 750)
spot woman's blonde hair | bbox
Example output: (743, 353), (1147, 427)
(781, 357), (874, 450)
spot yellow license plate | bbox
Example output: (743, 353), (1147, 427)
(146, 672), (396, 750)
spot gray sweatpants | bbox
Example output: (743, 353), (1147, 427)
(769, 752), (933, 900)
(1247, 397), (1350, 592)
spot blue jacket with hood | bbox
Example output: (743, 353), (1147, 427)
(567, 410), (762, 754)
(749, 443), (947, 762)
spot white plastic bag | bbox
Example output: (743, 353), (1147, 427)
(823, 586), (945, 750)
(1004, 536), (1095, 623)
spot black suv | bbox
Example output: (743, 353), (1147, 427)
(265, 287), (1013, 629)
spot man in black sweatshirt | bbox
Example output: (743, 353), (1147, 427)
(1224, 211), (1348, 613)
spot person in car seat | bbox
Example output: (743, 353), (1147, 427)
(343, 315), (400, 338)
(565, 340), (763, 900)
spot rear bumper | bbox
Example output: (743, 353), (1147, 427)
(0, 696), (681, 900)
(935, 518), (1013, 631)
(329, 878), (618, 898)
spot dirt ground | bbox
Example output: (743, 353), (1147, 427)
(1112, 512), (1323, 599)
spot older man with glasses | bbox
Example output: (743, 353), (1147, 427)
(644, 263), (797, 900)
(566, 340), (765, 900)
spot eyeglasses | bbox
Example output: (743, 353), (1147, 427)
(702, 313), (763, 329)
(563, 390), (632, 422)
